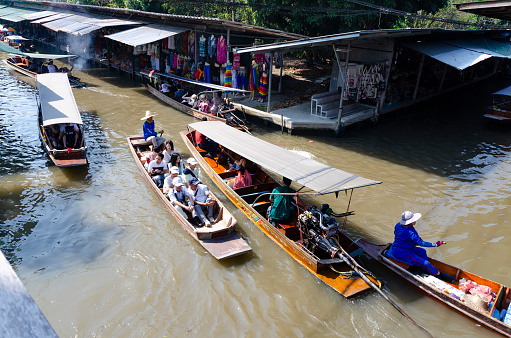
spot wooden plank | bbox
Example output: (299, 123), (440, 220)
(0, 250), (57, 337)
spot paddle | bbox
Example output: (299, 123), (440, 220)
(336, 247), (433, 337)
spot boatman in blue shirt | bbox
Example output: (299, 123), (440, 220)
(387, 211), (455, 283)
(141, 110), (165, 150)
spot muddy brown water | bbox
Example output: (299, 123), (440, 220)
(1, 56), (511, 337)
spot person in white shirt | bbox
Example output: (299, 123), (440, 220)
(147, 153), (168, 188)
(168, 177), (203, 226)
(163, 166), (180, 194)
(47, 60), (58, 73)
(162, 140), (177, 163)
(183, 157), (199, 187)
(188, 177), (215, 226)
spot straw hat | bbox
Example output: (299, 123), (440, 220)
(400, 211), (421, 225)
(141, 110), (158, 121)
(465, 294), (490, 313)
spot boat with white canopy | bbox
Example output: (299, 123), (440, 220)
(181, 121), (383, 298)
(37, 73), (87, 167)
(485, 84), (511, 124)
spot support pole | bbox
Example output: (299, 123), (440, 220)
(412, 55), (425, 101)
(131, 45), (135, 79)
(226, 29), (230, 63)
(335, 43), (350, 137)
(194, 30), (199, 67)
(278, 64), (283, 93)
(267, 53), (273, 113)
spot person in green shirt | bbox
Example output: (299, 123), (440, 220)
(268, 177), (296, 225)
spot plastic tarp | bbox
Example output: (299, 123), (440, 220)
(37, 73), (82, 126)
(105, 24), (188, 47)
(188, 121), (382, 194)
(403, 41), (492, 70)
(158, 73), (251, 93)
(493, 85), (511, 97)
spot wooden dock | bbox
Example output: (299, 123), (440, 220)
(0, 250), (57, 337)
(232, 101), (377, 134)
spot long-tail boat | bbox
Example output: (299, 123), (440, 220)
(36, 73), (87, 167)
(356, 239), (511, 336)
(181, 121), (382, 298)
(127, 134), (252, 260)
(485, 84), (511, 124)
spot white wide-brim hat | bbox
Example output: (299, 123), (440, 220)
(400, 211), (422, 225)
(141, 110), (158, 120)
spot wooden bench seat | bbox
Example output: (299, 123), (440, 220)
(235, 182), (277, 201)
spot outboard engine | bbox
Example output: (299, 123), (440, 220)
(299, 205), (342, 258)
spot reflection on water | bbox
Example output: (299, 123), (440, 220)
(1, 54), (511, 337)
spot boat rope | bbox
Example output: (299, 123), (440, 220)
(342, 189), (353, 230)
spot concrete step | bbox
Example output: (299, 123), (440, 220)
(315, 93), (341, 105)
(311, 90), (338, 100)
(318, 100), (340, 112)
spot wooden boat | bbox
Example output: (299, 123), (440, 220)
(36, 73), (87, 167)
(4, 56), (86, 88)
(181, 121), (383, 298)
(127, 134), (252, 260)
(356, 239), (511, 336)
(485, 84), (511, 124)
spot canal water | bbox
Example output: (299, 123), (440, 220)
(1, 55), (511, 337)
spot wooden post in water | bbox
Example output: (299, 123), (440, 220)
(0, 250), (57, 337)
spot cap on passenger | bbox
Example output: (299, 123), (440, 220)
(188, 177), (199, 186)
(173, 177), (183, 187)
(187, 157), (197, 165)
(170, 166), (180, 174)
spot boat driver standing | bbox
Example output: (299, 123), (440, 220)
(386, 211), (455, 283)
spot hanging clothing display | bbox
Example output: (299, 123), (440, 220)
(233, 53), (241, 71)
(199, 35), (206, 57)
(208, 34), (216, 59)
(181, 32), (188, 55)
(249, 63), (259, 92)
(211, 63), (220, 84)
(224, 64), (232, 88)
(168, 36), (175, 49)
(173, 54), (178, 69)
(188, 31), (195, 55)
(274, 52), (283, 69)
(239, 66), (246, 90)
(231, 69), (238, 89)
(254, 53), (264, 64)
(204, 63), (211, 83)
(259, 72), (268, 100)
(265, 53), (272, 71)
(217, 36), (227, 64)
(219, 64), (226, 85)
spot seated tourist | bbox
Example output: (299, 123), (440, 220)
(168, 177), (201, 225)
(60, 123), (79, 149)
(183, 157), (199, 186)
(147, 153), (168, 188)
(163, 166), (181, 194)
(162, 140), (177, 163)
(198, 94), (211, 114)
(188, 177), (216, 227)
(174, 84), (185, 99)
(232, 162), (252, 189)
(181, 93), (198, 108)
(267, 177), (296, 225)
(387, 211), (455, 283)
(46, 124), (62, 150)
(144, 147), (158, 169)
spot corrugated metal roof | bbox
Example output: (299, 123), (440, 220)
(42, 14), (94, 31)
(0, 6), (36, 22)
(21, 10), (58, 20)
(444, 38), (511, 59)
(403, 41), (492, 70)
(188, 121), (381, 194)
(32, 13), (74, 24)
(105, 24), (188, 46)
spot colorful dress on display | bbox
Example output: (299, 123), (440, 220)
(233, 53), (241, 70)
(224, 64), (232, 88)
(217, 36), (227, 64)
(259, 72), (268, 100)
(188, 31), (195, 54)
(208, 35), (217, 58)
(249, 64), (259, 92)
(231, 69), (237, 89)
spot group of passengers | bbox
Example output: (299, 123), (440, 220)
(142, 109), (456, 284)
(141, 110), (216, 227)
(45, 123), (81, 150)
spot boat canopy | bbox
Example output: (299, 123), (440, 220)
(159, 73), (251, 93)
(5, 35), (30, 41)
(189, 121), (381, 194)
(0, 42), (75, 59)
(37, 73), (82, 126)
(493, 84), (511, 97)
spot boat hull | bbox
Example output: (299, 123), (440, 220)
(127, 135), (251, 260)
(180, 129), (376, 298)
(356, 239), (511, 337)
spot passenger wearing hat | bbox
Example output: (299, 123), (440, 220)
(188, 177), (216, 226)
(183, 157), (199, 186)
(163, 166), (181, 194)
(168, 177), (200, 225)
(141, 110), (165, 149)
(387, 211), (455, 283)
